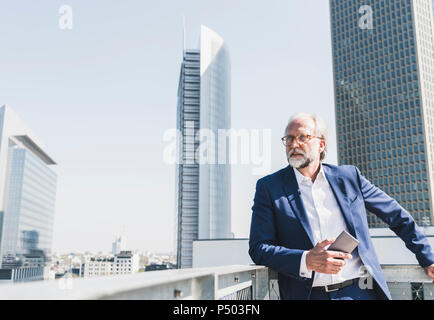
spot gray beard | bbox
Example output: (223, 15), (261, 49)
(287, 150), (317, 169)
(295, 158), (311, 169)
(287, 156), (311, 169)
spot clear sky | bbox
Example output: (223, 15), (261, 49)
(0, 0), (337, 254)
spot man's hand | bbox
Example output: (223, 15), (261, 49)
(425, 264), (434, 283)
(306, 239), (352, 274)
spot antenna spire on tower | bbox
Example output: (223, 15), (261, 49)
(182, 15), (186, 51)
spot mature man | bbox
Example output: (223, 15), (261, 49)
(249, 113), (434, 300)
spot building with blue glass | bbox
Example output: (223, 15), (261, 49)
(175, 26), (232, 268)
(330, 0), (434, 227)
(0, 105), (57, 281)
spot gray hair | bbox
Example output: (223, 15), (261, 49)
(284, 112), (328, 161)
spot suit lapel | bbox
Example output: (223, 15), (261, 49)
(282, 166), (315, 247)
(323, 165), (357, 239)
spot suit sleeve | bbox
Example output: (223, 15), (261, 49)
(355, 166), (434, 267)
(248, 179), (307, 279)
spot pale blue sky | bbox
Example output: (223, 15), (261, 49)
(0, 0), (337, 254)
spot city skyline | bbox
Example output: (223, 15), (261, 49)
(0, 1), (338, 254)
(0, 1), (433, 303)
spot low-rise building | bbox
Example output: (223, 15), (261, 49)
(82, 251), (139, 277)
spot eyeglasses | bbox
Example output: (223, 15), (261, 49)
(281, 134), (322, 147)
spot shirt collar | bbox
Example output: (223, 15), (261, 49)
(293, 164), (326, 186)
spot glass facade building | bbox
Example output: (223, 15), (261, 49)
(1, 149), (57, 258)
(330, 0), (434, 227)
(0, 105), (57, 273)
(175, 26), (231, 268)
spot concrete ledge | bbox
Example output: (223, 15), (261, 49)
(0, 265), (268, 300)
(382, 265), (432, 283)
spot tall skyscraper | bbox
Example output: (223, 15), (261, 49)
(0, 105), (57, 281)
(175, 25), (231, 268)
(330, 0), (434, 227)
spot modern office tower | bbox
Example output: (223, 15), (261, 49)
(175, 25), (231, 268)
(330, 0), (434, 227)
(0, 105), (57, 281)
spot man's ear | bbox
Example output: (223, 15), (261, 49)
(319, 139), (326, 153)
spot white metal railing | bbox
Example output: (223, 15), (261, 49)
(381, 265), (434, 300)
(1, 264), (431, 300)
(381, 264), (433, 283)
(0, 265), (278, 300)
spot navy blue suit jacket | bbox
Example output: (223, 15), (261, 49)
(249, 164), (434, 300)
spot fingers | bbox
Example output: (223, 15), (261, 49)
(309, 240), (353, 275)
(426, 268), (434, 280)
(311, 262), (344, 274)
(316, 238), (335, 248)
(327, 257), (347, 267)
(323, 265), (343, 274)
(328, 268), (342, 274)
(327, 250), (352, 260)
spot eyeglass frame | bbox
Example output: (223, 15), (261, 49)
(281, 134), (324, 147)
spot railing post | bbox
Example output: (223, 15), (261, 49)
(267, 268), (280, 300)
(191, 274), (215, 299)
(252, 267), (270, 300)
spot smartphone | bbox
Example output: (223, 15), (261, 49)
(327, 230), (359, 255)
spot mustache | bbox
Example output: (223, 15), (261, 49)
(288, 149), (305, 157)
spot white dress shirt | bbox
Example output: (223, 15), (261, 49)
(294, 165), (366, 287)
